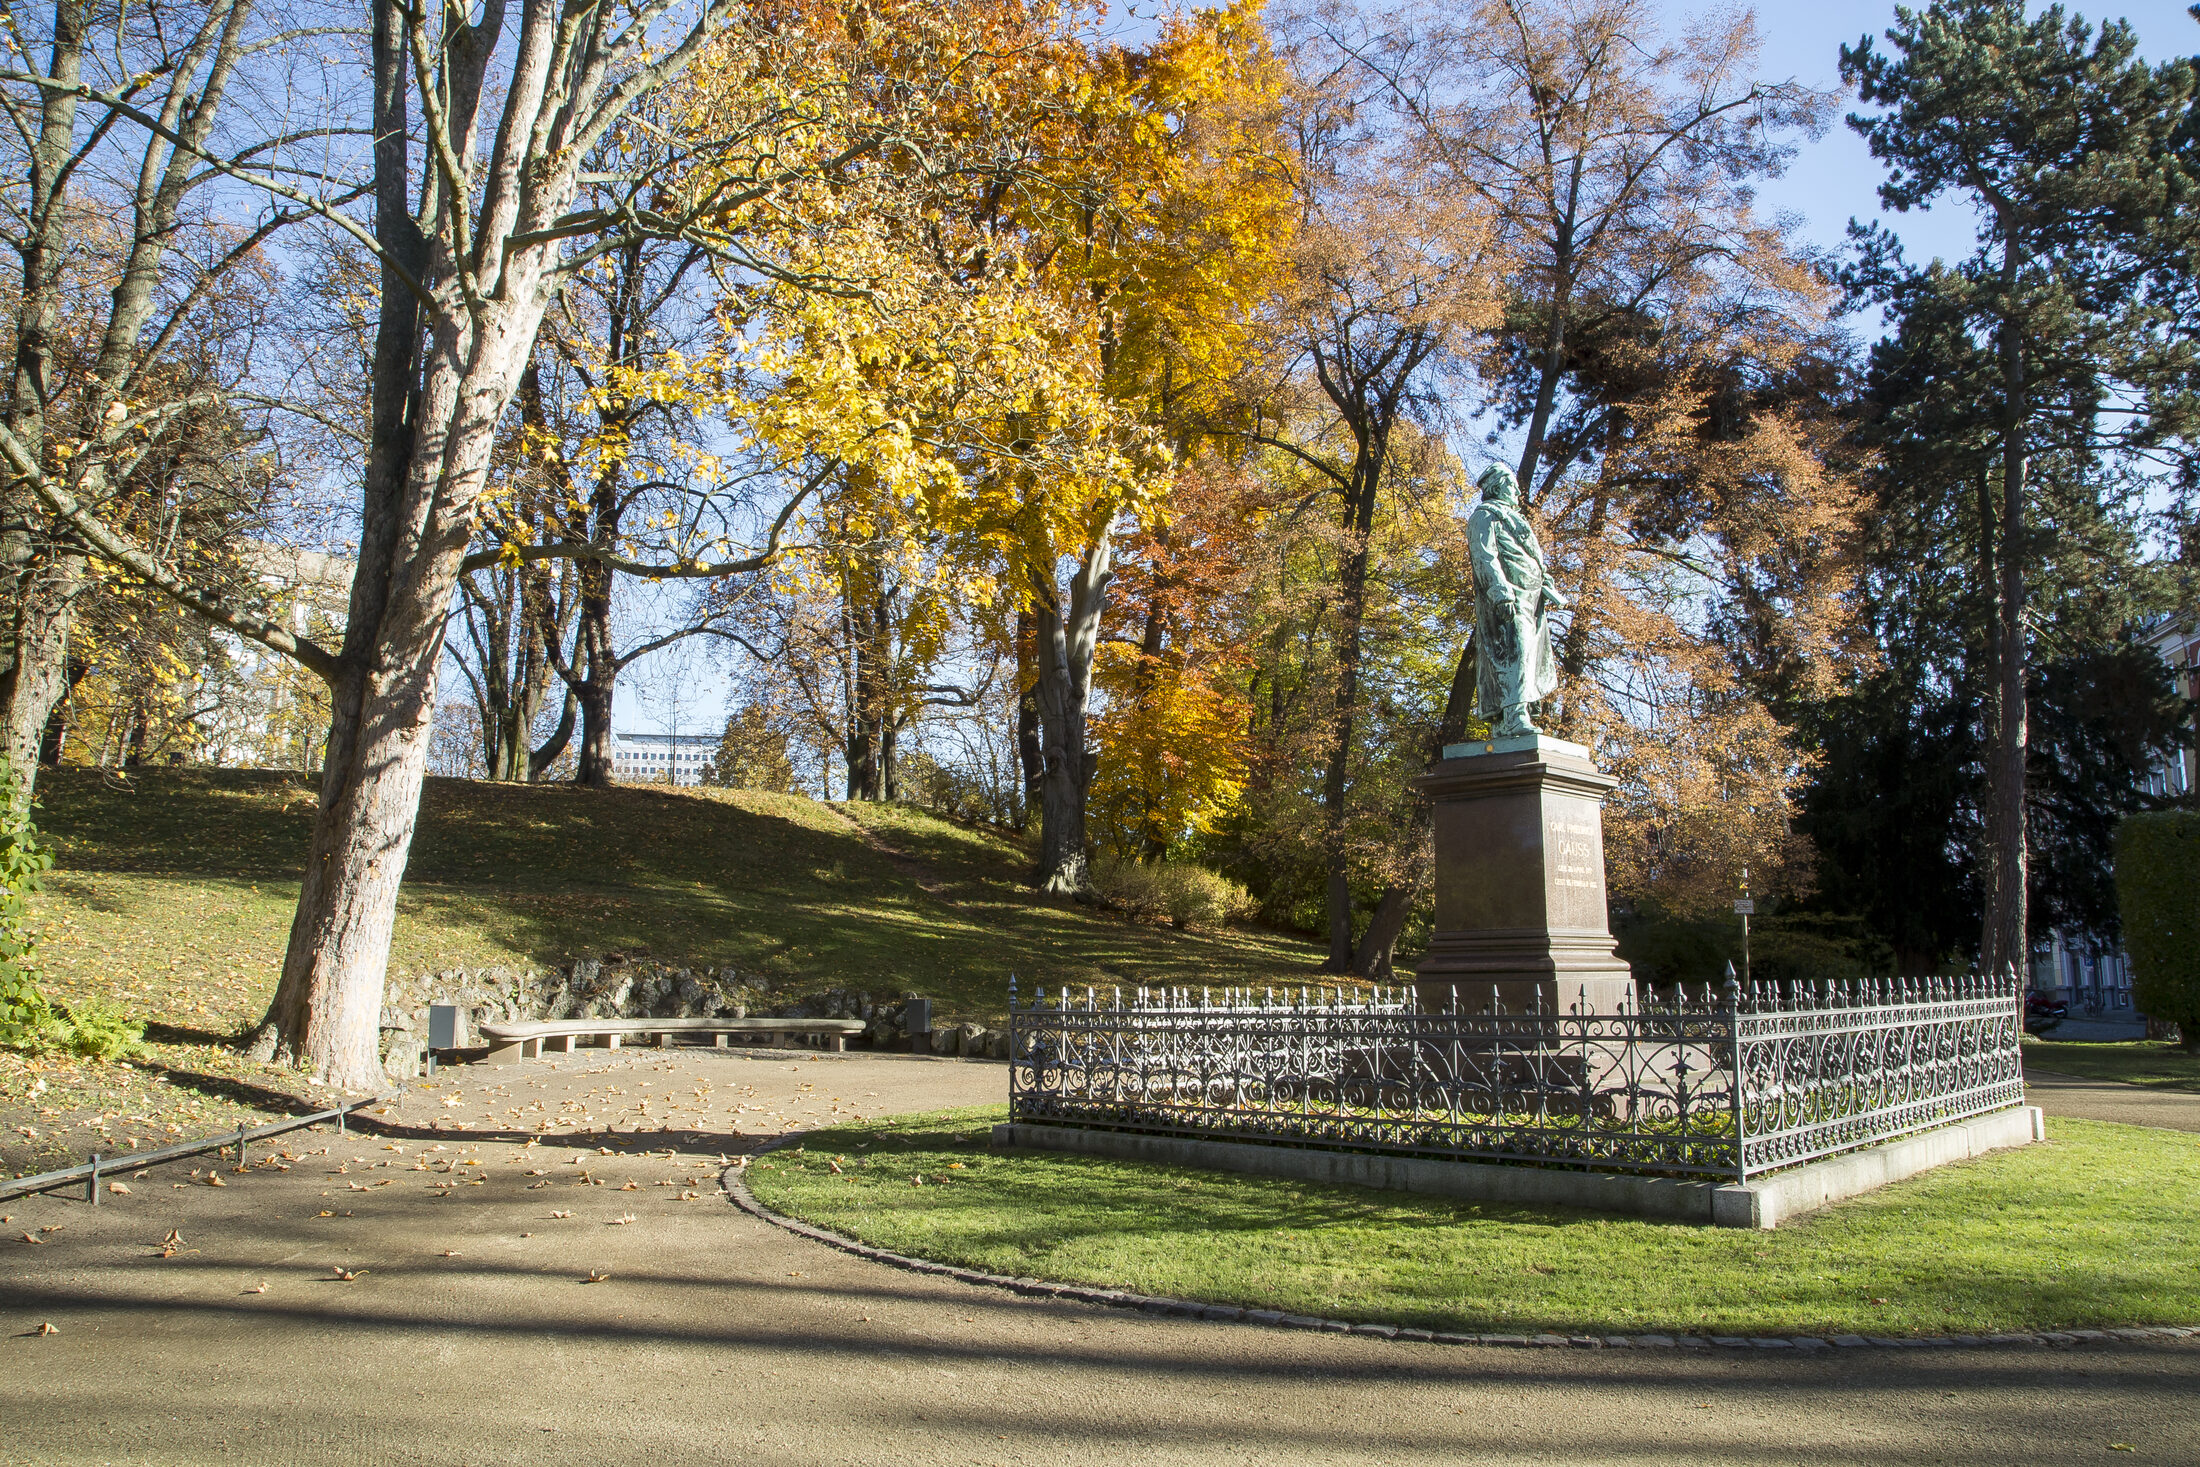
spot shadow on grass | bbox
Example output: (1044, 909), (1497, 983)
(133, 1063), (330, 1119)
(140, 1021), (242, 1048)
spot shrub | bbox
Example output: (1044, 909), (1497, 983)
(0, 761), (56, 1052)
(2117, 811), (2199, 1050)
(1092, 855), (1255, 931)
(56, 998), (147, 1061)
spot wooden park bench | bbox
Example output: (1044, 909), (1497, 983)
(476, 1016), (867, 1065)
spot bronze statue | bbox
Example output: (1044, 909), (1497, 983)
(1467, 463), (1566, 737)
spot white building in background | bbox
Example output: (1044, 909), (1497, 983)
(2032, 616), (2198, 1014)
(200, 544), (356, 770)
(2141, 617), (2199, 800)
(610, 729), (718, 784)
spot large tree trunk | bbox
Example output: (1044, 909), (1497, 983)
(1014, 606), (1042, 829)
(1031, 534), (1112, 893)
(1319, 452), (1381, 972)
(1981, 244), (2030, 982)
(0, 553), (83, 777)
(0, 0), (87, 809)
(572, 560), (617, 787)
(530, 689), (576, 778)
(846, 583), (885, 800)
(247, 0), (572, 1088)
(576, 664), (616, 788)
(254, 297), (551, 1086)
(37, 654), (83, 764)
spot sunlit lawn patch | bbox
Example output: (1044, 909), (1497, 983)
(750, 1106), (2200, 1338)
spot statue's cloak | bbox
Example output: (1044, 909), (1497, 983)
(1468, 500), (1559, 714)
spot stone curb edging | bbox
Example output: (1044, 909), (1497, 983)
(718, 1138), (2200, 1355)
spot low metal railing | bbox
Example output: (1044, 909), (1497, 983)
(0, 1097), (377, 1205)
(1005, 975), (2024, 1183)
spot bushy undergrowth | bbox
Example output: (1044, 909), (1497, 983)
(53, 997), (147, 1060)
(0, 760), (56, 1050)
(1092, 854), (1254, 931)
(2119, 811), (2198, 1049)
(0, 764), (143, 1060)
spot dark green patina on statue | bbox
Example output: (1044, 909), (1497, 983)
(1467, 464), (1567, 737)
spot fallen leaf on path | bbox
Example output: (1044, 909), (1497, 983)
(32, 1321), (57, 1336)
(440, 1250), (462, 1258)
(549, 1210), (573, 1219)
(610, 1212), (636, 1226)
(20, 1232), (42, 1245)
(583, 1270), (610, 1283)
(107, 1181), (130, 1195)
(245, 1283), (267, 1294)
(329, 1266), (366, 1281)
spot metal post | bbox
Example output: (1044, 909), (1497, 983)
(1735, 866), (1753, 986)
(235, 1126), (247, 1170)
(88, 1153), (100, 1205)
(1723, 968), (1746, 1185)
(336, 1105), (346, 1136)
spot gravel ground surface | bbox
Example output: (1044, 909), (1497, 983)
(2027, 1072), (2200, 1133)
(3, 1049), (2194, 1466)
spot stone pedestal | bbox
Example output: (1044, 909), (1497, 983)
(1412, 734), (1634, 1015)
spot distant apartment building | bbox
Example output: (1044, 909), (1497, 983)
(2032, 615), (2198, 1012)
(610, 729), (718, 784)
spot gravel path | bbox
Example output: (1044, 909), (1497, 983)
(3, 1050), (2193, 1465)
(2027, 1071), (2200, 1133)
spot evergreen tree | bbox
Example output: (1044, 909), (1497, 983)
(1840, 1), (2199, 978)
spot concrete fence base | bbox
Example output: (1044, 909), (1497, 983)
(993, 1105), (2046, 1229)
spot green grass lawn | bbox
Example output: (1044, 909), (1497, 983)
(28, 768), (1325, 1037)
(748, 1107), (2200, 1338)
(3, 769), (1326, 1174)
(2022, 1037), (2200, 1093)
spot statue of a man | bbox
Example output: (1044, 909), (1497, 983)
(1468, 463), (1566, 737)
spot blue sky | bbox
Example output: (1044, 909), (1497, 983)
(1738, 2), (2200, 267)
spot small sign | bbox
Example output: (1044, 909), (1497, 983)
(428, 1004), (463, 1050)
(1733, 899), (1755, 916)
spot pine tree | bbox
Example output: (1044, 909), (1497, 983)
(1840, 0), (2199, 979)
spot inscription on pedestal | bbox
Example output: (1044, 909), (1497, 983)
(1413, 735), (1634, 1015)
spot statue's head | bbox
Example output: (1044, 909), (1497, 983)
(1477, 463), (1519, 505)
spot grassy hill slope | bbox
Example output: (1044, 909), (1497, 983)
(30, 768), (1325, 1038)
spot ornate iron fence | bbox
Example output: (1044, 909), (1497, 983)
(1005, 975), (2024, 1183)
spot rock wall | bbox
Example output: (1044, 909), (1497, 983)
(378, 959), (938, 1080)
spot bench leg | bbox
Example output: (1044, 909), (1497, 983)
(770, 1033), (785, 1048)
(829, 1035), (845, 1053)
(657, 1032), (672, 1048)
(522, 1038), (542, 1060)
(554, 1034), (576, 1054)
(713, 1033), (727, 1048)
(485, 1041), (522, 1066)
(605, 1034), (620, 1051)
